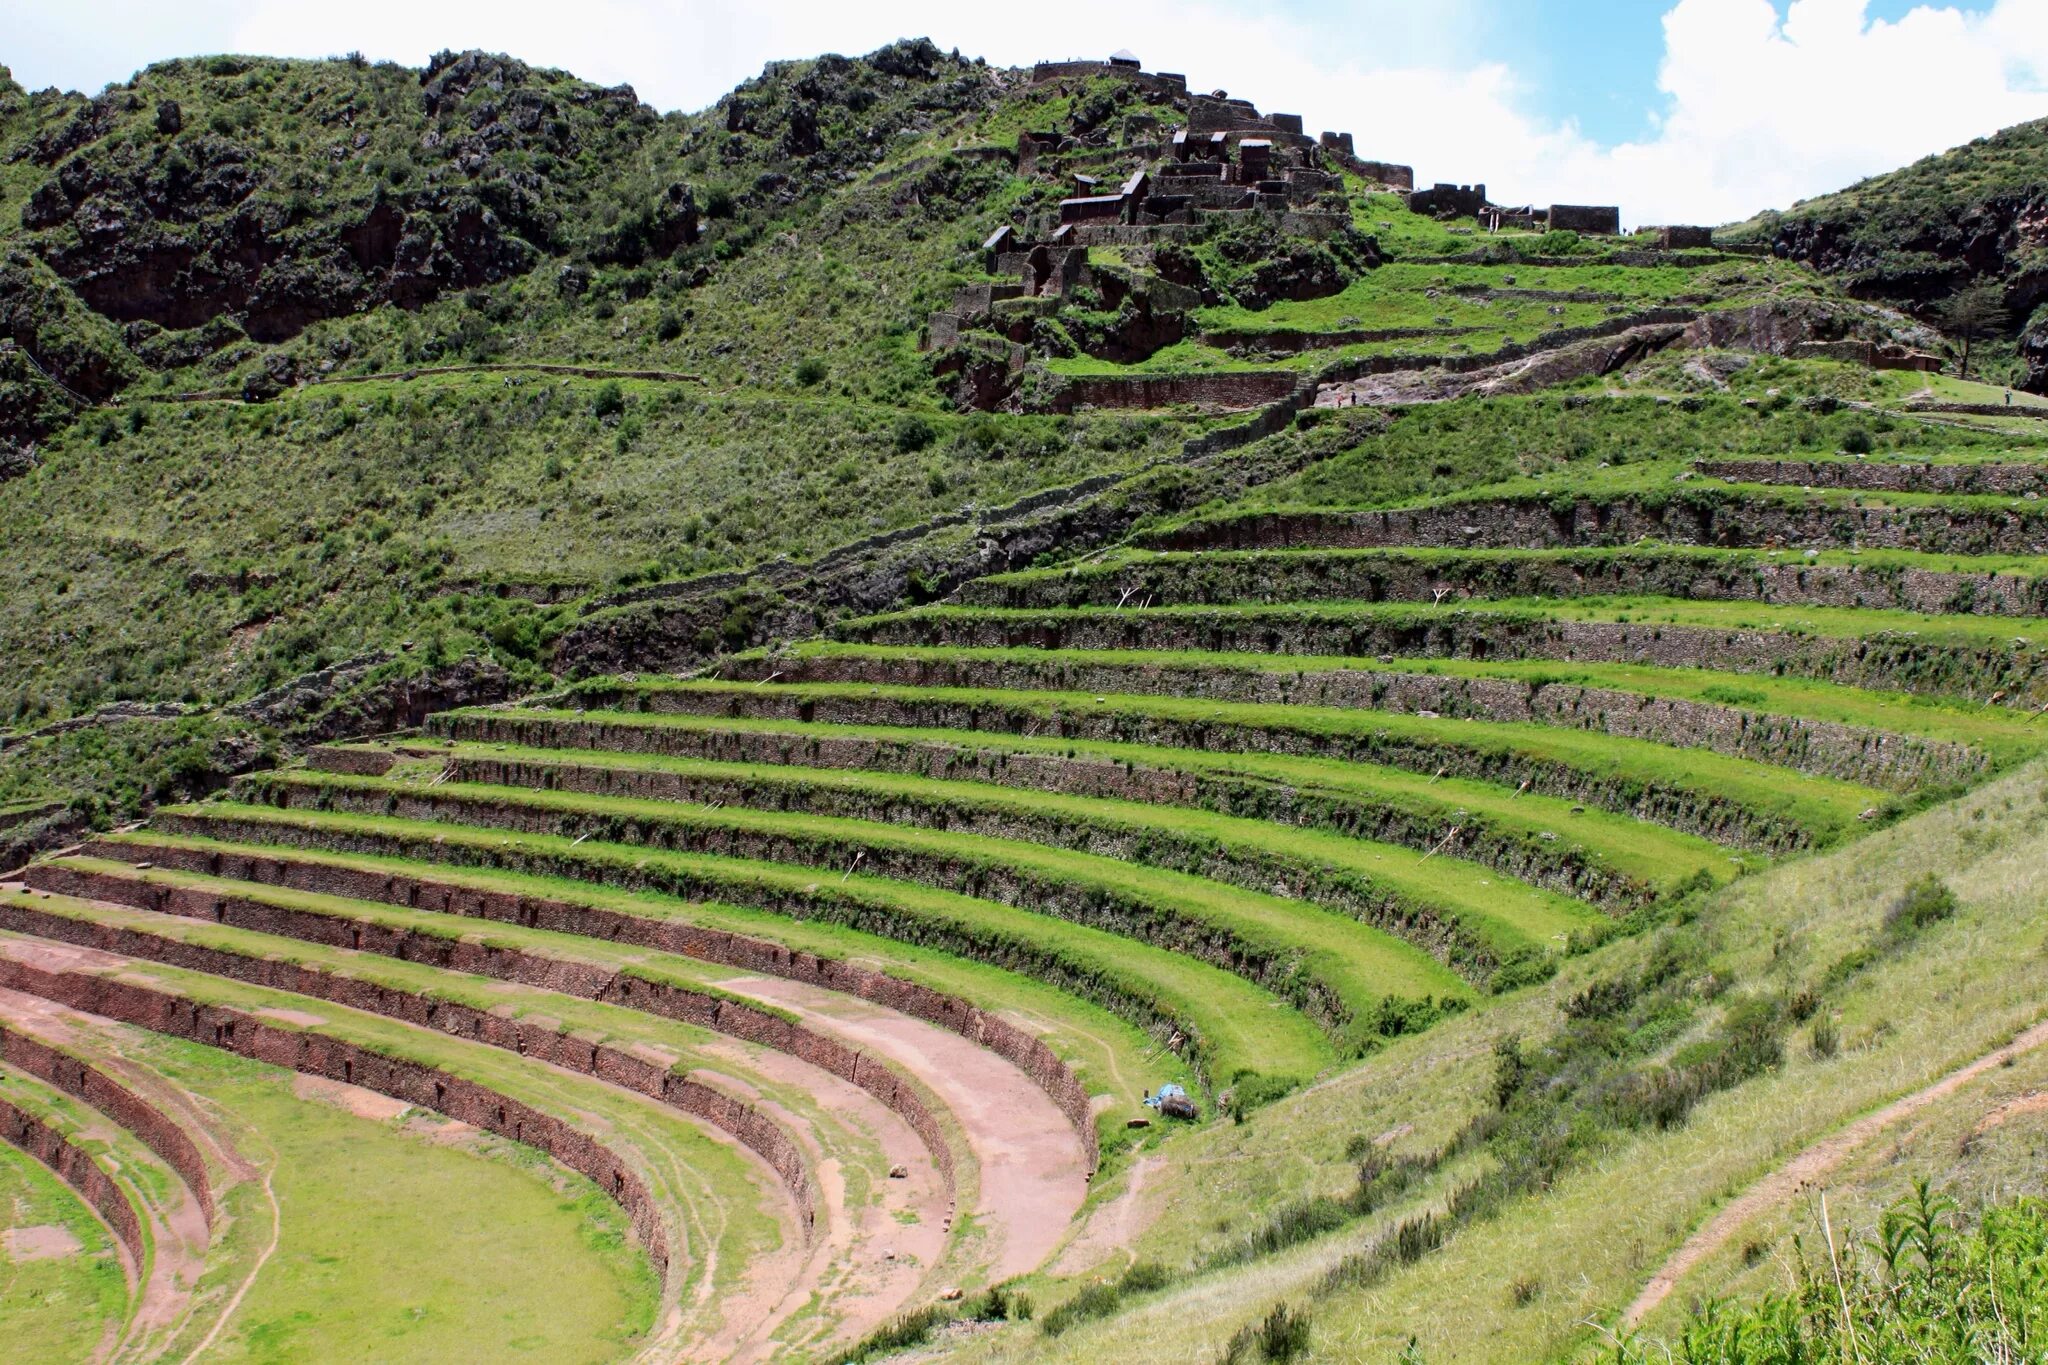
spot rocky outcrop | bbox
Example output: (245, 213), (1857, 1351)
(229, 653), (512, 741)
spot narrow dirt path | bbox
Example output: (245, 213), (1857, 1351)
(718, 973), (1091, 1280)
(1051, 1153), (1164, 1277)
(1624, 1014), (2048, 1328)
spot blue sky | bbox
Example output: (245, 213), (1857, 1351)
(2, 0), (2044, 222)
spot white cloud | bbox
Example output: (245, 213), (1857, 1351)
(4, 0), (2046, 223)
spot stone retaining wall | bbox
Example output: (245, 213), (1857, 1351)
(304, 746), (398, 776)
(0, 1094), (142, 1265)
(21, 862), (957, 1189)
(0, 902), (817, 1241)
(0, 1023), (214, 1220)
(1051, 371), (1299, 413)
(0, 954), (671, 1274)
(445, 754), (1509, 986)
(78, 835), (1103, 1157)
(962, 549), (2048, 618)
(717, 652), (1980, 791)
(1143, 495), (2048, 558)
(228, 778), (1367, 1040)
(567, 687), (1819, 852)
(1696, 459), (2048, 495)
(437, 709), (1654, 912)
(842, 606), (2042, 708)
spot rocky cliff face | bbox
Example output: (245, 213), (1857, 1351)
(1748, 116), (2048, 390)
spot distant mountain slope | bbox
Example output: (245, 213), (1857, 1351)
(1733, 115), (2048, 388)
(0, 42), (994, 441)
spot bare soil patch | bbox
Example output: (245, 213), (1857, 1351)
(2, 1223), (83, 1260)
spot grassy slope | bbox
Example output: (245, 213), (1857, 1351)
(0, 1138), (128, 1359)
(931, 755), (2048, 1364)
(0, 46), (1207, 731)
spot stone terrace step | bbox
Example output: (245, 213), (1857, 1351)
(0, 884), (843, 1243)
(118, 811), (1337, 1090)
(0, 881), (994, 1335)
(1694, 459), (2048, 496)
(962, 546), (2048, 618)
(0, 922), (802, 1326)
(23, 856), (969, 1192)
(430, 707), (1732, 911)
(712, 646), (1990, 791)
(549, 680), (1879, 852)
(0, 1061), (170, 1292)
(413, 742), (1603, 985)
(225, 771), (1474, 1052)
(834, 603), (2047, 706)
(1142, 494), (2048, 557)
(72, 831), (1142, 1164)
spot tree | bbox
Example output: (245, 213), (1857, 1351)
(1936, 283), (2010, 381)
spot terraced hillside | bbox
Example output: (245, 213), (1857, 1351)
(11, 363), (2048, 1358)
(8, 35), (2048, 1365)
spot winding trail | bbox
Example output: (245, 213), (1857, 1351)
(1623, 1013), (2048, 1328)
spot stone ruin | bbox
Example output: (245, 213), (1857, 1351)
(1547, 203), (1622, 235)
(1410, 183), (1488, 218)
(1656, 225), (1714, 250)
(928, 50), (1403, 407)
(924, 51), (1699, 412)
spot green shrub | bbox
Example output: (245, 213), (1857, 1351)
(1226, 1071), (1298, 1122)
(589, 381), (625, 417)
(1809, 1012), (1840, 1059)
(794, 357), (828, 386)
(1117, 1260), (1172, 1294)
(1841, 424), (1875, 454)
(1883, 874), (1958, 939)
(892, 415), (936, 453)
(1040, 1280), (1122, 1336)
(1223, 1303), (1315, 1363)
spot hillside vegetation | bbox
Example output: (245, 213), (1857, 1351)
(1731, 114), (2048, 390)
(5, 36), (2048, 1365)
